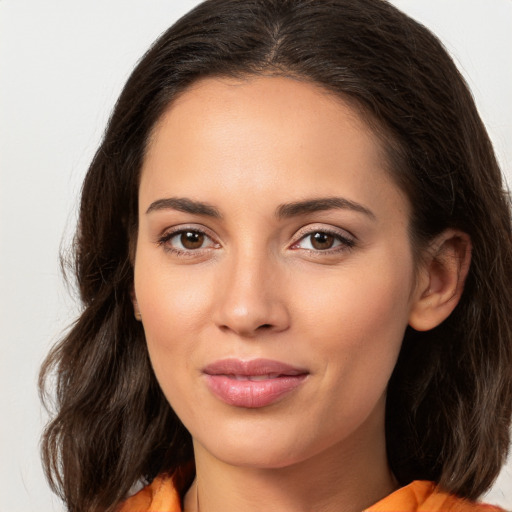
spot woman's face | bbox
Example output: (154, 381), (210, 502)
(134, 76), (420, 469)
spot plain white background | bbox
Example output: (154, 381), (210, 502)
(1, 1), (511, 510)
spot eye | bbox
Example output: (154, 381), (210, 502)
(175, 230), (206, 250)
(292, 229), (355, 252)
(158, 228), (219, 254)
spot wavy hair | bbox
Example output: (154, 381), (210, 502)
(40, 1), (512, 510)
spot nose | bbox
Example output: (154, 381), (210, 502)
(212, 251), (290, 338)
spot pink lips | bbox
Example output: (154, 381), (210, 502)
(203, 358), (308, 408)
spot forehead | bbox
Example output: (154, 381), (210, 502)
(140, 75), (408, 221)
(147, 75), (374, 157)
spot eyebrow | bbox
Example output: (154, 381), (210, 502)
(145, 195), (375, 220)
(276, 197), (375, 220)
(146, 197), (222, 217)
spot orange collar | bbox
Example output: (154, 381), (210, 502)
(119, 475), (504, 512)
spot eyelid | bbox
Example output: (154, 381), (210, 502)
(293, 223), (356, 241)
(290, 224), (357, 251)
(156, 224), (221, 253)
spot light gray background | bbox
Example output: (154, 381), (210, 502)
(1, 1), (511, 510)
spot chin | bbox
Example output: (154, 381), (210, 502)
(191, 417), (342, 471)
(207, 442), (308, 469)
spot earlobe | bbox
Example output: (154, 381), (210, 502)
(408, 230), (471, 332)
(131, 289), (143, 322)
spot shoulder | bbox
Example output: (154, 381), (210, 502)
(117, 474), (182, 512)
(117, 461), (195, 512)
(365, 481), (506, 512)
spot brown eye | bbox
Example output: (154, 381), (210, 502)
(180, 231), (205, 249)
(159, 228), (218, 256)
(310, 232), (335, 250)
(292, 228), (355, 253)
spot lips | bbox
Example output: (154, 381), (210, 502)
(203, 358), (308, 408)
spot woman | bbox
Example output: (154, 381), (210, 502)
(39, 1), (512, 511)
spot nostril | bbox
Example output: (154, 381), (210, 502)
(257, 324), (273, 330)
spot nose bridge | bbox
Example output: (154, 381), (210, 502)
(214, 242), (289, 336)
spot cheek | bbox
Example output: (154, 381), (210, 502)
(133, 249), (216, 386)
(291, 250), (414, 392)
(135, 253), (212, 330)
(296, 258), (413, 338)
(292, 262), (413, 434)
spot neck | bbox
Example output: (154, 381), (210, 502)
(184, 406), (396, 512)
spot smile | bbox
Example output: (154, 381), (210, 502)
(203, 358), (309, 408)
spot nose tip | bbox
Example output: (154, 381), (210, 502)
(213, 264), (290, 338)
(217, 312), (278, 337)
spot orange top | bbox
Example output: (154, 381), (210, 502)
(118, 474), (505, 512)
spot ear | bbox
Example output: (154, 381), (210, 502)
(408, 229), (471, 332)
(131, 289), (142, 322)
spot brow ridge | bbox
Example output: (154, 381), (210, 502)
(276, 197), (375, 219)
(145, 197), (221, 218)
(146, 196), (374, 220)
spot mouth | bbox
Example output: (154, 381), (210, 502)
(225, 373), (294, 381)
(203, 358), (309, 408)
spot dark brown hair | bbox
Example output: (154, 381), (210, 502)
(40, 1), (512, 511)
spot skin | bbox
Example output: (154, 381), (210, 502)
(133, 76), (470, 512)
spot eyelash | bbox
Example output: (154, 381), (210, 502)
(290, 227), (356, 254)
(157, 226), (356, 257)
(157, 227), (219, 257)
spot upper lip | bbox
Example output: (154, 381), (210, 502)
(203, 358), (309, 377)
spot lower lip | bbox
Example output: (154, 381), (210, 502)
(204, 374), (307, 408)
